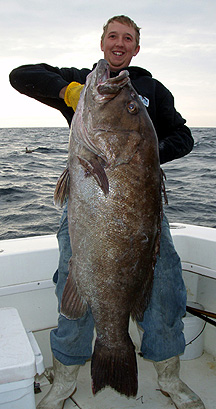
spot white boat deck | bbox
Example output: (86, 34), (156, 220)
(1, 226), (215, 408)
(35, 351), (216, 409)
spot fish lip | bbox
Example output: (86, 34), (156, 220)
(95, 59), (129, 100)
(97, 60), (110, 85)
(96, 71), (129, 100)
(97, 70), (129, 87)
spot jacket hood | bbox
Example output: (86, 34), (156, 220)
(126, 66), (152, 79)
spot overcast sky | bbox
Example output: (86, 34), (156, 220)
(1, 0), (215, 127)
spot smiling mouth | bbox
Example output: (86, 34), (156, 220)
(113, 51), (124, 56)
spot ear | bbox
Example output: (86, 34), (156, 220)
(133, 45), (140, 57)
(100, 39), (104, 52)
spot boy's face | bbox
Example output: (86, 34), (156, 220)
(101, 21), (140, 72)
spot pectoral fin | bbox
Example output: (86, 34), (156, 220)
(78, 155), (109, 196)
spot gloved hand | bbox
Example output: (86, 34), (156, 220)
(64, 82), (84, 111)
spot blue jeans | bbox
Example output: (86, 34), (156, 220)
(50, 205), (186, 365)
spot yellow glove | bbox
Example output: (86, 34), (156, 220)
(64, 82), (84, 111)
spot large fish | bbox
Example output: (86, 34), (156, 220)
(54, 59), (162, 397)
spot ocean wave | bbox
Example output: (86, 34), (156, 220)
(0, 186), (24, 196)
(0, 127), (215, 240)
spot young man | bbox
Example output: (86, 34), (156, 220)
(10, 15), (205, 409)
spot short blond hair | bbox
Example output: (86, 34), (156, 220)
(101, 15), (140, 48)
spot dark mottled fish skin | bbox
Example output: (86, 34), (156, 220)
(55, 59), (162, 397)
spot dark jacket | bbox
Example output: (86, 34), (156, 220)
(9, 63), (194, 164)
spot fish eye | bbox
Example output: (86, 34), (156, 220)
(127, 101), (138, 114)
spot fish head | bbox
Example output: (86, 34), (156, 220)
(72, 59), (158, 167)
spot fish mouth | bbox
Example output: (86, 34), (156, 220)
(95, 59), (130, 101)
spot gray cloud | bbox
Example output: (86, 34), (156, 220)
(1, 0), (215, 126)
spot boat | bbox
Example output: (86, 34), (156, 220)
(0, 223), (215, 408)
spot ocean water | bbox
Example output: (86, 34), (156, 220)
(0, 127), (215, 241)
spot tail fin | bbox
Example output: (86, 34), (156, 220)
(91, 336), (138, 397)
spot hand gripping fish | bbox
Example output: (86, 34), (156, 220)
(54, 59), (162, 397)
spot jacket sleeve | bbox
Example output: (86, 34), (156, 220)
(158, 124), (193, 165)
(9, 63), (91, 125)
(155, 81), (194, 165)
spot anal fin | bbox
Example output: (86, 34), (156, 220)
(61, 264), (88, 319)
